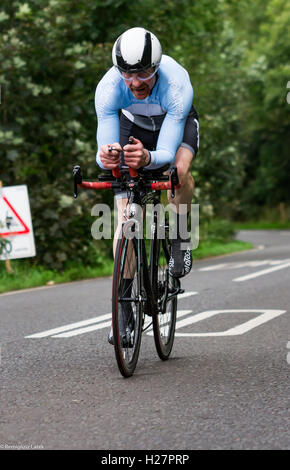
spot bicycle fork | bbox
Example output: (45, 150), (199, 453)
(139, 237), (159, 318)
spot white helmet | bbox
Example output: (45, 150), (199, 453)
(112, 27), (162, 73)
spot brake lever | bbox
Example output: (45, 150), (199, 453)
(108, 146), (121, 178)
(128, 136), (138, 178)
(73, 165), (82, 198)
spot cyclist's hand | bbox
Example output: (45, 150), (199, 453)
(123, 137), (149, 169)
(100, 143), (122, 169)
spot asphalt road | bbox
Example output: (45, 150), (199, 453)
(0, 230), (289, 450)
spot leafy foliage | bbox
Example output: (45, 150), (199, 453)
(240, 0), (290, 213)
(0, 0), (130, 268)
(0, 0), (289, 269)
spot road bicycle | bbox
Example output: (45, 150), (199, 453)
(73, 161), (184, 377)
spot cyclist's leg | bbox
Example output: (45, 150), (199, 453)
(167, 106), (199, 278)
(169, 146), (195, 209)
(113, 196), (128, 256)
(168, 104), (198, 211)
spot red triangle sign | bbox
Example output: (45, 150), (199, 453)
(0, 196), (30, 237)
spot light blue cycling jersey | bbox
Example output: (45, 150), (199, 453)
(95, 55), (194, 170)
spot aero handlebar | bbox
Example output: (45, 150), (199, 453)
(73, 162), (179, 199)
(75, 178), (173, 192)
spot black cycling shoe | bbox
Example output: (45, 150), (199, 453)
(108, 329), (114, 345)
(169, 237), (193, 278)
(108, 304), (135, 347)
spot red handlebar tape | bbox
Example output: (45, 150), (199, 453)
(79, 181), (113, 189)
(112, 168), (121, 178)
(129, 168), (138, 178)
(78, 181), (176, 191)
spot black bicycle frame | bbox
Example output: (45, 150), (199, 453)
(123, 187), (159, 319)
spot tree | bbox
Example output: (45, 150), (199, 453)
(240, 0), (290, 215)
(0, 0), (132, 269)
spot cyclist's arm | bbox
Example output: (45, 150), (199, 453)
(149, 114), (188, 168)
(96, 114), (120, 169)
(191, 104), (199, 156)
(95, 70), (123, 169)
(145, 78), (194, 169)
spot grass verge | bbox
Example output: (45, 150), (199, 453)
(0, 260), (114, 295)
(0, 238), (252, 295)
(234, 221), (290, 230)
(194, 239), (253, 259)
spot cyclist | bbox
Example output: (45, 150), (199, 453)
(94, 27), (199, 344)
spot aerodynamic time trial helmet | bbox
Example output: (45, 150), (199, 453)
(112, 27), (162, 74)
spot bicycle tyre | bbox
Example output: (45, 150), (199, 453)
(112, 229), (143, 377)
(151, 211), (177, 360)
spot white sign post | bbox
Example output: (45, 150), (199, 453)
(0, 184), (36, 261)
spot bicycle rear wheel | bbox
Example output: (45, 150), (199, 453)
(151, 212), (177, 360)
(112, 230), (143, 377)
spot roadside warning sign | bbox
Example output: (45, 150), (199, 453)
(0, 185), (36, 260)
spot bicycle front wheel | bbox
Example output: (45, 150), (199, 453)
(151, 215), (177, 360)
(112, 231), (143, 377)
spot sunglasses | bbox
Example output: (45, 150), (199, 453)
(119, 68), (158, 82)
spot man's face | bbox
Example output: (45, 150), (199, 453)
(121, 69), (157, 99)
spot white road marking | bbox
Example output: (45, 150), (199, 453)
(25, 292), (198, 339)
(287, 342), (290, 365)
(52, 320), (112, 338)
(233, 262), (290, 282)
(25, 313), (111, 338)
(199, 263), (229, 271)
(25, 307), (286, 339)
(178, 291), (198, 299)
(174, 309), (286, 337)
(146, 310), (193, 335)
(37, 310), (193, 338)
(199, 259), (290, 271)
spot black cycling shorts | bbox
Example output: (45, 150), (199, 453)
(115, 105), (199, 199)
